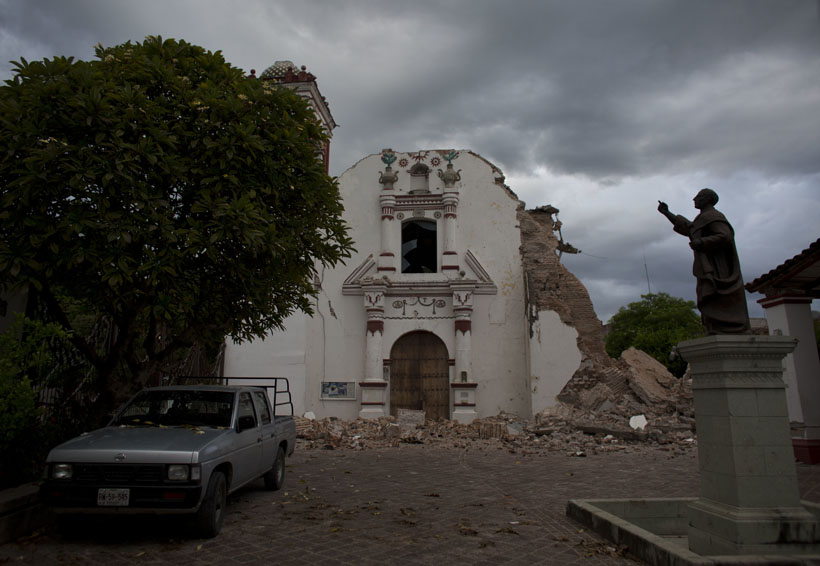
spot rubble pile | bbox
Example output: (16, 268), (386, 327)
(296, 348), (697, 456)
(296, 390), (696, 457)
(295, 405), (696, 456)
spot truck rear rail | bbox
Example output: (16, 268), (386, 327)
(173, 376), (294, 417)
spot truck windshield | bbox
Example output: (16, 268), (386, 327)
(112, 390), (234, 428)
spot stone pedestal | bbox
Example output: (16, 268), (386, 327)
(359, 381), (388, 419)
(451, 382), (477, 424)
(678, 335), (820, 556)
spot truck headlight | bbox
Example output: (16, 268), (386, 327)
(52, 464), (73, 480)
(167, 465), (190, 481)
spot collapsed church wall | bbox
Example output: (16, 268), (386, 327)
(518, 207), (628, 408)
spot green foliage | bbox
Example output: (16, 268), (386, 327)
(0, 37), (353, 400)
(0, 315), (72, 487)
(605, 293), (705, 376)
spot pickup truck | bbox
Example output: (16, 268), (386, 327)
(42, 382), (296, 537)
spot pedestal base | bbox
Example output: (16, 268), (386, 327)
(359, 406), (386, 419)
(677, 334), (820, 555)
(452, 407), (477, 424)
(359, 381), (388, 419)
(451, 382), (478, 424)
(688, 498), (820, 556)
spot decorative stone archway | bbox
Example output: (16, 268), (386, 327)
(389, 331), (450, 420)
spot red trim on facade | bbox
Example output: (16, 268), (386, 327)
(383, 359), (391, 366)
(366, 320), (384, 335)
(758, 295), (814, 309)
(359, 381), (388, 388)
(448, 359), (455, 366)
(442, 265), (459, 271)
(360, 401), (385, 406)
(443, 251), (457, 256)
(377, 267), (396, 272)
(380, 252), (395, 257)
(444, 213), (457, 219)
(450, 383), (478, 389)
(793, 438), (820, 464)
(453, 403), (476, 407)
(455, 320), (471, 335)
(381, 215), (394, 221)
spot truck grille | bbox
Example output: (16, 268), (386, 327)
(74, 464), (164, 484)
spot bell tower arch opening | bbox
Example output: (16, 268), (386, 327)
(401, 220), (437, 273)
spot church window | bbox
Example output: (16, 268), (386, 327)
(401, 220), (437, 273)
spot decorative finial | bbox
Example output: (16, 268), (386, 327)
(379, 149), (399, 189)
(437, 150), (461, 188)
(381, 149), (397, 166)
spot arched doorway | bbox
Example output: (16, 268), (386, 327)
(390, 331), (449, 420)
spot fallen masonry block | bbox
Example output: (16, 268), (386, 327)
(478, 421), (507, 439)
(397, 409), (425, 430)
(576, 423), (648, 442)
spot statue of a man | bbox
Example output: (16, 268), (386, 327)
(658, 189), (750, 334)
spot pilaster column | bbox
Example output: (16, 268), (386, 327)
(442, 191), (459, 272)
(378, 190), (397, 273)
(360, 284), (387, 418)
(452, 283), (474, 383)
(759, 293), (820, 463)
(378, 152), (399, 274)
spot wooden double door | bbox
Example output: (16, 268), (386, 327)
(389, 331), (450, 421)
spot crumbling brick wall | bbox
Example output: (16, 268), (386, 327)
(518, 208), (627, 403)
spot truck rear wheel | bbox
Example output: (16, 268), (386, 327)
(263, 446), (286, 491)
(194, 470), (227, 537)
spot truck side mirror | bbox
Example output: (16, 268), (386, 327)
(236, 415), (256, 433)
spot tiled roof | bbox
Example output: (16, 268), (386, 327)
(746, 237), (820, 297)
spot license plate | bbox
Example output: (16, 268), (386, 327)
(97, 488), (130, 506)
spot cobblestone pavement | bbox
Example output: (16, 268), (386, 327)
(2, 441), (819, 565)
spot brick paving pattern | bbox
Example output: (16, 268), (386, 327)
(2, 442), (819, 565)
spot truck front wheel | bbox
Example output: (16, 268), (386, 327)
(194, 470), (227, 537)
(263, 446), (286, 491)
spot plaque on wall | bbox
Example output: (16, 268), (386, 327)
(321, 381), (356, 400)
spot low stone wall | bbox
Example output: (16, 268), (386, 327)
(0, 483), (51, 543)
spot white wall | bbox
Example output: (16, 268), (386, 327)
(528, 309), (583, 413)
(223, 312), (308, 416)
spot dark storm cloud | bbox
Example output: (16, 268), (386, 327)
(1, 0), (818, 322)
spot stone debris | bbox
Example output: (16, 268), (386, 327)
(295, 394), (696, 456)
(296, 348), (695, 456)
(629, 414), (648, 431)
(621, 347), (677, 408)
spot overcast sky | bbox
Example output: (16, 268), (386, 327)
(2, 0), (819, 322)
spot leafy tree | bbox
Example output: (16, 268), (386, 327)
(605, 292), (705, 376)
(0, 315), (71, 487)
(0, 37), (353, 409)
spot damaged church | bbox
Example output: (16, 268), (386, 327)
(224, 63), (625, 422)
